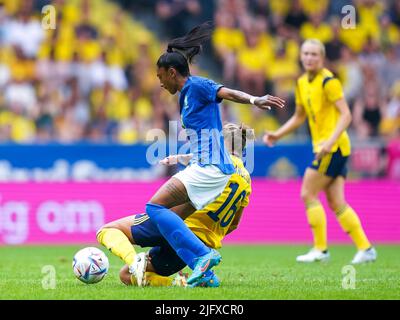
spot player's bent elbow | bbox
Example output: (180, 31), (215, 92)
(347, 112), (353, 125)
(297, 113), (307, 125)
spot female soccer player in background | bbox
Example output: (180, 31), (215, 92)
(130, 22), (284, 286)
(97, 123), (254, 287)
(264, 39), (376, 264)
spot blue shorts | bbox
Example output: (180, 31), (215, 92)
(309, 148), (348, 178)
(130, 213), (186, 277)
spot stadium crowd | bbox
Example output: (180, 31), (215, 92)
(0, 0), (399, 143)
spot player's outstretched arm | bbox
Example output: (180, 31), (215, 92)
(159, 153), (194, 166)
(263, 104), (307, 147)
(217, 87), (285, 110)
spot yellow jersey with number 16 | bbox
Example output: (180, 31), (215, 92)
(185, 155), (252, 249)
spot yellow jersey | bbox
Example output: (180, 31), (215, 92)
(295, 68), (351, 156)
(185, 155), (252, 249)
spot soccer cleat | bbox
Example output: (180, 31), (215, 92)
(351, 247), (377, 264)
(129, 252), (148, 287)
(172, 271), (188, 287)
(187, 249), (222, 285)
(189, 270), (220, 288)
(296, 248), (330, 263)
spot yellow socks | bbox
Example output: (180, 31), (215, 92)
(145, 272), (173, 287)
(336, 205), (371, 250)
(305, 201), (371, 251)
(129, 272), (172, 287)
(306, 201), (327, 251)
(96, 228), (136, 265)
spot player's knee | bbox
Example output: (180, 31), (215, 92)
(95, 227), (106, 244)
(97, 221), (121, 234)
(145, 202), (164, 218)
(95, 224), (121, 244)
(327, 198), (346, 212)
(300, 189), (316, 204)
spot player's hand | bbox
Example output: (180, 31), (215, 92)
(315, 141), (333, 161)
(263, 131), (279, 147)
(176, 153), (193, 166)
(254, 95), (285, 111)
(159, 155), (179, 166)
(159, 154), (193, 166)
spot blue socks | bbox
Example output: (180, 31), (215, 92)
(146, 203), (210, 269)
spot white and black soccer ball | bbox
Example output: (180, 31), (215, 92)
(72, 247), (109, 284)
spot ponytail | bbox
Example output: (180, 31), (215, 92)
(167, 21), (213, 63)
(157, 21), (214, 76)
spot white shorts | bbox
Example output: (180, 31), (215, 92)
(173, 163), (231, 210)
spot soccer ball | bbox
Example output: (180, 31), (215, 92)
(72, 247), (109, 284)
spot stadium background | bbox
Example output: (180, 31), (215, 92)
(0, 0), (399, 247)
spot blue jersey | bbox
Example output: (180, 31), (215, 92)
(179, 76), (235, 175)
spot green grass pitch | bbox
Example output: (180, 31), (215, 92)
(0, 245), (399, 300)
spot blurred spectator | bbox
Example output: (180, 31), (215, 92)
(4, 75), (37, 118)
(337, 46), (363, 104)
(389, 0), (400, 27)
(236, 18), (270, 96)
(284, 0), (308, 30)
(36, 48), (71, 93)
(359, 37), (386, 74)
(353, 83), (384, 138)
(247, 0), (270, 17)
(3, 0), (44, 58)
(324, 17), (345, 63)
(299, 0), (329, 17)
(0, 61), (10, 88)
(0, 3), (8, 45)
(212, 10), (242, 85)
(267, 0), (290, 29)
(379, 14), (400, 50)
(300, 11), (333, 43)
(266, 24), (300, 122)
(155, 0), (202, 39)
(355, 0), (383, 41)
(379, 46), (400, 98)
(380, 81), (400, 137)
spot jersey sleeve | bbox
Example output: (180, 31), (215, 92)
(295, 83), (302, 106)
(195, 78), (224, 104)
(324, 78), (344, 103)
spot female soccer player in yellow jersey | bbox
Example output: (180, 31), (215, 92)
(97, 123), (253, 287)
(263, 39), (377, 264)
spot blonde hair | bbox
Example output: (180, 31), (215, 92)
(223, 122), (255, 157)
(301, 39), (326, 57)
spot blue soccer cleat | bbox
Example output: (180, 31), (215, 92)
(187, 249), (221, 285)
(189, 270), (220, 288)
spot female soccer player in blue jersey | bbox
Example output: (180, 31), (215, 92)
(136, 22), (285, 286)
